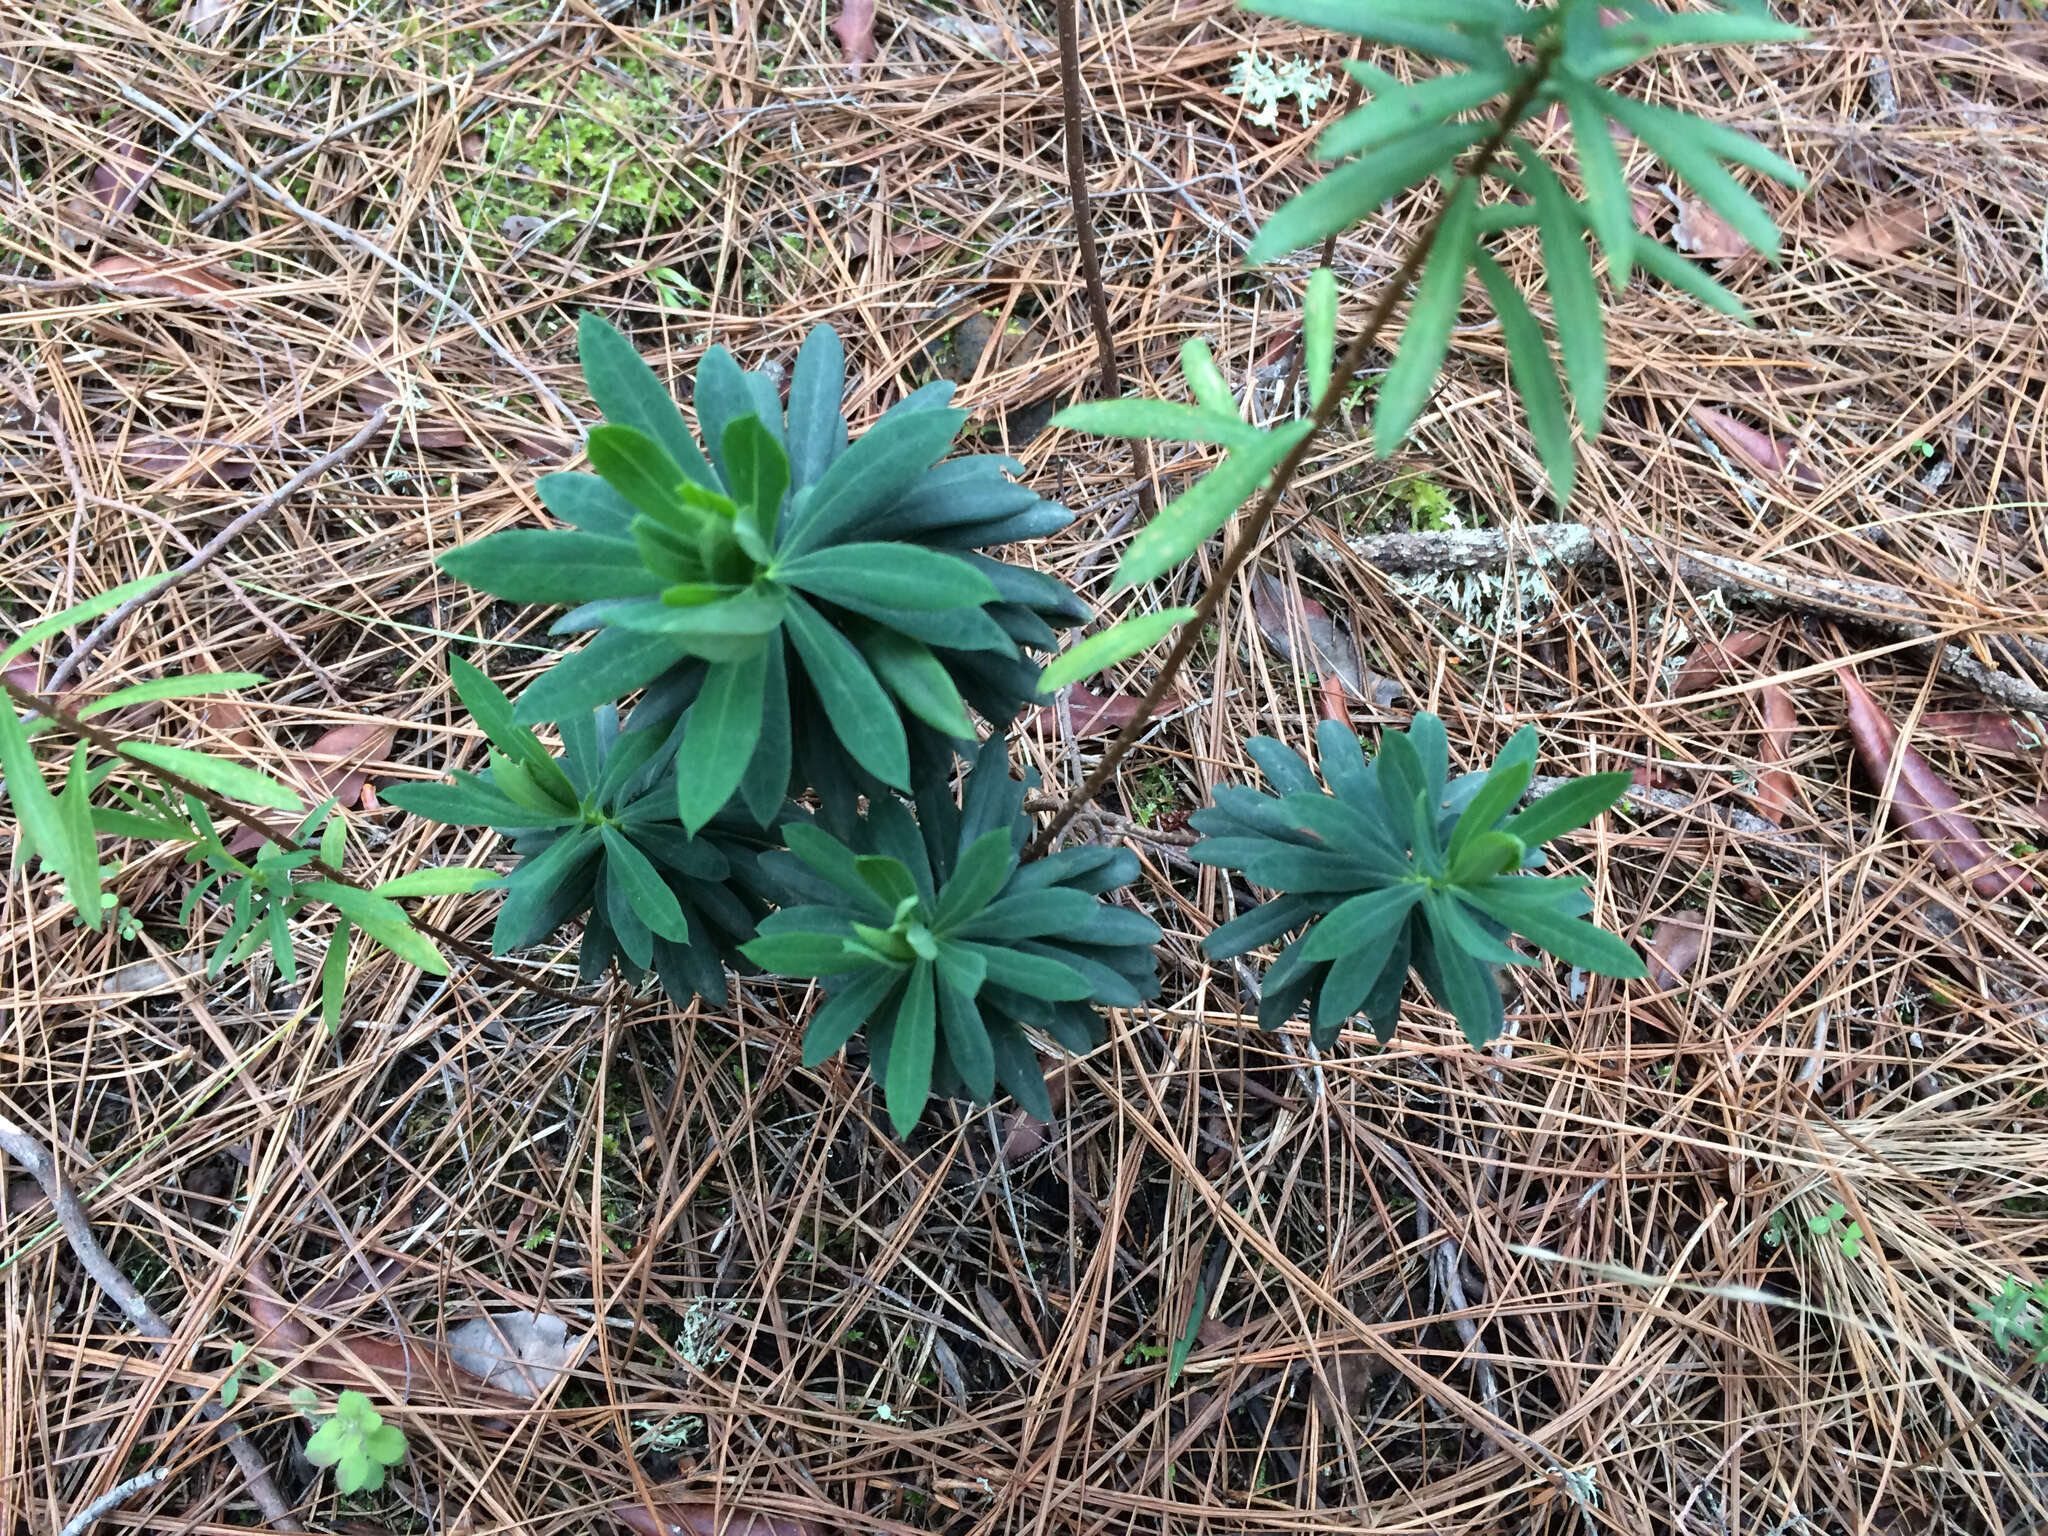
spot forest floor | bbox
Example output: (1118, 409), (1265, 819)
(4, 1), (2048, 1532)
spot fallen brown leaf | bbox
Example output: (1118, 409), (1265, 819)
(1644, 914), (1707, 991)
(113, 432), (256, 486)
(611, 1498), (824, 1536)
(88, 141), (153, 222)
(1830, 200), (1939, 262)
(831, 0), (876, 72)
(1671, 197), (1750, 260)
(1837, 667), (2035, 898)
(1249, 571), (1396, 705)
(446, 1311), (592, 1401)
(1753, 684), (1801, 824)
(1919, 711), (2040, 757)
(91, 252), (241, 302)
(1028, 684), (1153, 740)
(1672, 628), (1772, 695)
(226, 720), (394, 853)
(1691, 405), (1824, 494)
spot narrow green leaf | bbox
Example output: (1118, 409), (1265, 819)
(1374, 177), (1478, 456)
(121, 743), (302, 812)
(371, 867), (500, 897)
(936, 977), (995, 1101)
(1113, 422), (1312, 591)
(0, 701), (87, 910)
(53, 744), (102, 926)
(302, 881), (448, 975)
(436, 530), (662, 605)
(577, 312), (720, 490)
(585, 424), (703, 531)
(1246, 120), (1486, 264)
(675, 650), (767, 833)
(1473, 251), (1576, 505)
(786, 324), (848, 490)
(1447, 829), (1524, 883)
(1499, 771), (1630, 847)
(1424, 928), (1505, 1045)
(1319, 63), (1518, 161)
(1513, 144), (1607, 433)
(74, 672), (266, 719)
(1561, 76), (1633, 287)
(1458, 880), (1647, 977)
(855, 627), (977, 739)
(1052, 398), (1261, 452)
(1426, 886), (1525, 965)
(1630, 235), (1753, 321)
(744, 928), (870, 978)
(600, 827), (692, 942)
(935, 827), (1014, 930)
(1037, 607), (1195, 693)
(1581, 11), (1805, 76)
(1239, 0), (1509, 67)
(450, 657), (580, 805)
(722, 414), (789, 548)
(1167, 1271), (1210, 1387)
(801, 965), (901, 1064)
(1179, 338), (1237, 417)
(1605, 91), (1782, 260)
(782, 594), (910, 789)
(1302, 268), (1338, 407)
(2, 574), (161, 666)
(1445, 730), (1536, 863)
(1299, 884), (1423, 964)
(885, 961), (937, 1136)
(771, 543), (998, 612)
(954, 941), (1094, 1001)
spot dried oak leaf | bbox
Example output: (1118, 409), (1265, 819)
(225, 719), (394, 854)
(1028, 684), (1155, 740)
(92, 252), (242, 302)
(1249, 571), (1397, 705)
(1830, 201), (1940, 262)
(446, 1311), (592, 1401)
(1644, 914), (1707, 992)
(1691, 405), (1824, 495)
(1837, 667), (2035, 898)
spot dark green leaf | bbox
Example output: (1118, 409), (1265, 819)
(1051, 399), (1264, 452)
(75, 672), (266, 719)
(1473, 251), (1576, 504)
(1426, 886), (1524, 965)
(601, 827), (692, 942)
(1317, 941), (1396, 1036)
(1445, 732), (1535, 861)
(849, 627), (972, 739)
(1605, 92), (1782, 260)
(693, 346), (755, 489)
(802, 964), (901, 1065)
(1239, 0), (1510, 66)
(675, 651), (767, 834)
(320, 920), (349, 1032)
(786, 325), (848, 491)
(784, 822), (894, 918)
(578, 313), (719, 489)
(1114, 422), (1311, 590)
(738, 637), (792, 825)
(780, 407), (967, 558)
(722, 414), (789, 548)
(783, 594), (911, 789)
(586, 423), (706, 531)
(490, 825), (599, 950)
(514, 629), (692, 724)
(1246, 120), (1486, 264)
(437, 529), (661, 605)
(1300, 884), (1423, 964)
(936, 977), (995, 1100)
(772, 543), (999, 612)
(954, 941), (1094, 1001)
(1202, 894), (1316, 958)
(536, 471), (636, 537)
(886, 961), (937, 1135)
(1374, 177), (1478, 455)
(986, 1015), (1052, 1121)
(1422, 925), (1504, 1045)
(934, 827), (1013, 929)
(1458, 879), (1647, 976)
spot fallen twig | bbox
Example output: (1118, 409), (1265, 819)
(45, 408), (392, 694)
(0, 1112), (302, 1532)
(1319, 523), (2048, 715)
(57, 1468), (170, 1536)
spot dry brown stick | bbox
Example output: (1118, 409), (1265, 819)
(1025, 52), (1559, 858)
(1054, 0), (1155, 515)
(45, 407), (392, 695)
(0, 1112), (303, 1532)
(0, 677), (594, 1007)
(1321, 523), (2048, 716)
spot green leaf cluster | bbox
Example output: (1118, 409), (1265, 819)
(303, 1389), (407, 1497)
(1195, 715), (1645, 1048)
(740, 738), (1161, 1135)
(439, 315), (1088, 827)
(382, 659), (781, 1007)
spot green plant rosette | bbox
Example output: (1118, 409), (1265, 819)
(383, 661), (781, 1005)
(439, 315), (1088, 835)
(1194, 715), (1645, 1048)
(740, 738), (1162, 1135)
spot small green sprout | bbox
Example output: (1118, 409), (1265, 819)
(303, 1389), (407, 1496)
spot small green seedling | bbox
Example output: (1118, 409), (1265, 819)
(304, 1389), (408, 1496)
(1974, 1276), (2048, 1362)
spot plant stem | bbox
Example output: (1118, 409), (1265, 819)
(1, 678), (591, 1006)
(1054, 0), (1155, 513)
(1025, 57), (1556, 860)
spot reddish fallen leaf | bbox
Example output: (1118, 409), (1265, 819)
(611, 1498), (824, 1536)
(1690, 405), (1824, 495)
(1753, 684), (1800, 824)
(1830, 201), (1939, 262)
(1249, 572), (1397, 705)
(89, 141), (154, 222)
(1028, 684), (1163, 740)
(831, 0), (876, 73)
(1644, 914), (1706, 992)
(1318, 669), (1348, 725)
(1837, 666), (2035, 898)
(3, 652), (40, 694)
(1672, 628), (1772, 695)
(245, 1258), (521, 1406)
(92, 252), (241, 301)
(200, 697), (260, 754)
(1918, 711), (2040, 757)
(114, 432), (256, 485)
(226, 720), (394, 853)
(1672, 197), (1750, 260)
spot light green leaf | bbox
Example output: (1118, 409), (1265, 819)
(1246, 120), (1486, 265)
(449, 657), (579, 806)
(1302, 268), (1338, 406)
(1113, 421), (1312, 591)
(585, 423), (703, 532)
(855, 627), (977, 739)
(1038, 607), (1195, 693)
(1373, 177), (1478, 456)
(2, 574), (161, 666)
(74, 672), (267, 719)
(370, 867), (500, 897)
(1605, 91), (1783, 260)
(1560, 76), (1634, 288)
(1051, 397), (1258, 451)
(320, 919), (350, 1032)
(301, 881), (448, 975)
(1498, 771), (1631, 847)
(1179, 338), (1237, 417)
(783, 593), (910, 789)
(1630, 233), (1753, 321)
(1513, 144), (1607, 433)
(1578, 11), (1805, 76)
(577, 312), (720, 490)
(1474, 251), (1575, 505)
(121, 743), (303, 812)
(1239, 0), (1511, 67)
(1319, 63), (1518, 161)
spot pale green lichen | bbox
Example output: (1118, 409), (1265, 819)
(1225, 49), (1338, 130)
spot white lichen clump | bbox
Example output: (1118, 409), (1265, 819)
(1226, 50), (1338, 129)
